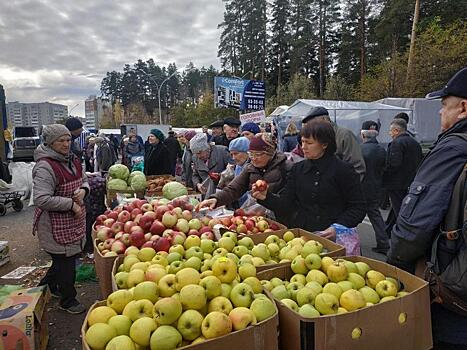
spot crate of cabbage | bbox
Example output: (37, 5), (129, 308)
(106, 165), (148, 206)
(257, 256), (432, 350)
(82, 256), (279, 350)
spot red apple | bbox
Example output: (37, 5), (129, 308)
(245, 219), (256, 231)
(200, 231), (214, 240)
(234, 208), (246, 217)
(221, 217), (232, 227)
(130, 230), (146, 248)
(188, 229), (200, 237)
(118, 210), (131, 223)
(107, 211), (119, 221)
(124, 221), (136, 233)
(111, 240), (126, 254)
(208, 218), (220, 228)
(133, 199), (147, 209)
(103, 238), (115, 250)
(162, 229), (174, 238)
(236, 224), (248, 234)
(150, 199), (160, 207)
(155, 205), (170, 220)
(150, 220), (165, 235)
(114, 232), (124, 240)
(142, 241), (154, 248)
(103, 218), (115, 228)
(131, 208), (142, 219)
(150, 235), (160, 242)
(95, 215), (107, 226)
(113, 206), (123, 214)
(162, 211), (178, 228)
(111, 221), (124, 234)
(232, 216), (244, 225)
(96, 227), (112, 241)
(134, 214), (143, 224)
(141, 203), (154, 213)
(253, 179), (268, 192)
(229, 224), (237, 231)
(121, 233), (131, 246)
(154, 237), (170, 252)
(167, 204), (174, 210)
(270, 222), (280, 230)
(139, 215), (155, 232)
(104, 209), (112, 216)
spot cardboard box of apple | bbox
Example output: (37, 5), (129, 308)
(82, 254), (279, 350)
(257, 256), (432, 350)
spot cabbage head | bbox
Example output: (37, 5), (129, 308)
(128, 171), (145, 185)
(130, 174), (147, 191)
(107, 179), (128, 191)
(109, 164), (130, 181)
(162, 181), (188, 200)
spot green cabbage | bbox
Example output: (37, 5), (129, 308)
(107, 179), (128, 191)
(130, 174), (147, 191)
(128, 171), (145, 184)
(162, 181), (188, 200)
(108, 164), (130, 181)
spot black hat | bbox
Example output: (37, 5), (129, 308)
(223, 117), (241, 127)
(361, 120), (379, 131)
(65, 117), (83, 132)
(302, 106), (329, 124)
(426, 67), (467, 99)
(209, 120), (224, 128)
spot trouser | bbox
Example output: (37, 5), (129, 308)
(39, 253), (78, 308)
(385, 189), (407, 237)
(366, 199), (389, 248)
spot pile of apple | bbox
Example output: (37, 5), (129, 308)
(94, 198), (216, 257)
(84, 253), (277, 350)
(261, 253), (409, 318)
(214, 208), (281, 235)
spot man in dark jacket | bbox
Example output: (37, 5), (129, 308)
(214, 118), (241, 147)
(387, 66), (467, 348)
(210, 120), (225, 145)
(360, 121), (389, 254)
(65, 117), (83, 158)
(164, 130), (183, 176)
(383, 118), (423, 236)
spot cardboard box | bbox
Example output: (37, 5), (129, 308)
(82, 298), (279, 350)
(93, 239), (121, 298)
(0, 286), (50, 350)
(257, 256), (433, 350)
(110, 256), (124, 292)
(252, 229), (345, 273)
(0, 241), (10, 267)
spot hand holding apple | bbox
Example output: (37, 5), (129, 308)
(196, 198), (218, 211)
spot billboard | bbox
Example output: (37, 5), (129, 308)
(214, 77), (265, 111)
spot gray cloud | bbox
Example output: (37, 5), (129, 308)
(0, 0), (224, 118)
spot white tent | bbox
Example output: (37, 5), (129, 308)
(274, 99), (413, 145)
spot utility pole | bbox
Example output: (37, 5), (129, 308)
(407, 0), (421, 81)
(0, 85), (7, 162)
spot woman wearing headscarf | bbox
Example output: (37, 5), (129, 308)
(282, 122), (300, 152)
(33, 124), (89, 314)
(144, 129), (172, 176)
(179, 130), (197, 188)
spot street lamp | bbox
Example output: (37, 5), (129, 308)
(69, 103), (79, 116)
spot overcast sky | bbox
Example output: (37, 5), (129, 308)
(0, 0), (224, 118)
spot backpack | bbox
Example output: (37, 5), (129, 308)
(425, 133), (467, 316)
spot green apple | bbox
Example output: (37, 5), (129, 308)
(366, 270), (386, 289)
(337, 280), (354, 292)
(200, 259), (212, 273)
(306, 270), (328, 286)
(251, 243), (270, 261)
(359, 286), (381, 304)
(175, 268), (200, 291)
(151, 255), (168, 267)
(301, 243), (321, 258)
(88, 306), (117, 326)
(168, 260), (184, 274)
(251, 257), (266, 266)
(238, 263), (256, 280)
(304, 253), (322, 270)
(326, 261), (349, 282)
(338, 307), (349, 314)
(150, 325), (182, 350)
(355, 261), (371, 277)
(250, 297), (276, 322)
(107, 290), (133, 314)
(201, 311), (233, 339)
(305, 281), (323, 295)
(185, 246), (204, 260)
(108, 314), (132, 336)
(229, 307), (257, 330)
(270, 277), (284, 288)
(180, 284), (207, 310)
(226, 253), (239, 264)
(133, 281), (159, 303)
(375, 280), (398, 298)
(154, 297), (182, 325)
(211, 257), (237, 283)
(129, 316), (157, 347)
(282, 231), (295, 242)
(217, 237), (235, 252)
(291, 256), (308, 274)
(85, 323), (116, 350)
(298, 304), (320, 318)
(296, 287), (318, 306)
(386, 277), (401, 292)
(104, 334), (135, 349)
(114, 271), (129, 289)
(123, 256), (140, 272)
(271, 285), (290, 300)
(213, 247), (228, 257)
(283, 247), (299, 260)
(264, 235), (280, 245)
(158, 274), (177, 297)
(184, 235), (201, 249)
(320, 256), (334, 274)
(339, 289), (366, 311)
(200, 275), (222, 300)
(314, 293), (339, 315)
(130, 262), (149, 272)
(322, 282), (344, 300)
(184, 256), (202, 271)
(220, 283), (232, 298)
(233, 245), (249, 258)
(261, 280), (273, 291)
(380, 296), (396, 303)
(290, 274), (307, 285)
(127, 269), (145, 288)
(286, 282), (304, 301)
(243, 277), (263, 294)
(167, 252), (183, 264)
(267, 243), (280, 257)
(230, 282), (254, 308)
(238, 236), (254, 250)
(222, 231), (238, 243)
(281, 298), (299, 311)
(200, 239), (217, 254)
(342, 260), (358, 274)
(240, 254), (254, 265)
(347, 272), (366, 290)
(208, 296), (233, 315)
(145, 266), (167, 284)
(177, 309), (204, 341)
(169, 244), (185, 256)
(137, 247), (156, 262)
(122, 299), (153, 321)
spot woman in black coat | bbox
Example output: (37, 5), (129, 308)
(252, 120), (366, 241)
(144, 129), (172, 176)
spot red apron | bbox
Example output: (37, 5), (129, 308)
(32, 157), (86, 245)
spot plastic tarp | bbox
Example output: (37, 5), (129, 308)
(377, 98), (441, 143)
(273, 99), (412, 146)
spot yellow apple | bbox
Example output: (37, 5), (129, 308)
(88, 306), (117, 326)
(201, 311), (233, 339)
(85, 323), (116, 350)
(314, 293), (339, 315)
(129, 317), (157, 347)
(339, 289), (366, 311)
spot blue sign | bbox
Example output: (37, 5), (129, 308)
(214, 77), (265, 111)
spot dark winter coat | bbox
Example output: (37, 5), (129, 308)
(213, 134), (238, 147)
(259, 153), (366, 232)
(164, 135), (183, 167)
(383, 132), (423, 190)
(125, 141), (144, 158)
(144, 142), (172, 176)
(96, 142), (116, 172)
(361, 137), (387, 201)
(282, 134), (299, 153)
(334, 124), (366, 181)
(181, 147), (194, 188)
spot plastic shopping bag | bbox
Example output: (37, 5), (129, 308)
(333, 224), (361, 255)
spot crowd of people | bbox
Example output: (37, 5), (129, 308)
(29, 67), (467, 348)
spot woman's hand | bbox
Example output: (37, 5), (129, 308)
(196, 198), (217, 211)
(319, 226), (337, 241)
(196, 183), (207, 194)
(251, 190), (267, 201)
(73, 189), (86, 205)
(72, 202), (82, 218)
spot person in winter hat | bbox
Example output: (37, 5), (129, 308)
(179, 130), (197, 188)
(64, 117), (84, 158)
(241, 122), (260, 140)
(227, 136), (251, 206)
(33, 124), (89, 314)
(144, 129), (171, 175)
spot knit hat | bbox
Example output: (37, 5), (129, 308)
(42, 124), (71, 145)
(150, 128), (165, 142)
(229, 136), (250, 153)
(249, 133), (276, 155)
(302, 106), (329, 124)
(190, 133), (210, 154)
(184, 130), (197, 141)
(241, 122), (260, 135)
(95, 136), (105, 144)
(64, 117), (83, 132)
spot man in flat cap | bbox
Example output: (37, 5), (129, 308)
(209, 120), (224, 145)
(302, 106), (366, 180)
(387, 67), (467, 348)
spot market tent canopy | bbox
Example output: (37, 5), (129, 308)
(274, 99), (412, 145)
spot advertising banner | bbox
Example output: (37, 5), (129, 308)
(239, 110), (266, 124)
(214, 77), (265, 111)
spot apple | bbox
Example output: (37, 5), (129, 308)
(129, 231), (146, 248)
(154, 297), (183, 325)
(291, 256), (308, 274)
(145, 267), (166, 284)
(290, 274), (307, 285)
(253, 179), (268, 192)
(97, 226), (113, 241)
(150, 325), (182, 350)
(337, 280), (354, 292)
(187, 218), (202, 231)
(104, 335), (135, 349)
(238, 263), (256, 280)
(124, 246), (139, 256)
(212, 257), (237, 283)
(222, 231), (238, 243)
(137, 247), (156, 262)
(154, 237), (170, 252)
(306, 270), (329, 286)
(281, 298), (299, 311)
(104, 251), (118, 257)
(200, 239), (216, 254)
(306, 281), (323, 295)
(107, 315), (132, 336)
(151, 254), (168, 267)
(322, 282), (344, 300)
(185, 246), (204, 260)
(118, 210), (131, 223)
(237, 237), (253, 250)
(184, 235), (201, 249)
(180, 284), (207, 310)
(88, 306), (117, 326)
(218, 237), (235, 252)
(130, 261), (149, 272)
(271, 285), (289, 300)
(168, 261), (185, 274)
(138, 215), (153, 232)
(299, 304), (320, 318)
(149, 220), (165, 235)
(114, 271), (129, 289)
(230, 283), (254, 308)
(386, 277), (401, 291)
(366, 270), (386, 289)
(314, 293), (339, 315)
(200, 231), (214, 240)
(375, 280), (398, 298)
(200, 276), (222, 300)
(162, 211), (178, 228)
(96, 214), (107, 225)
(177, 309), (204, 341)
(355, 261), (371, 277)
(340, 289), (366, 311)
(131, 208), (142, 219)
(359, 286), (381, 304)
(141, 203), (153, 213)
(172, 231), (186, 245)
(133, 281), (158, 303)
(129, 316), (157, 347)
(103, 238), (115, 250)
(175, 268), (201, 291)
(201, 311), (232, 339)
(347, 272), (366, 290)
(243, 277), (263, 294)
(220, 283), (233, 299)
(110, 240), (126, 254)
(85, 323), (116, 350)
(185, 256), (202, 271)
(123, 221), (136, 234)
(256, 220), (269, 232)
(121, 233), (131, 246)
(326, 261), (349, 283)
(175, 218), (190, 234)
(199, 226), (213, 235)
(158, 274), (177, 297)
(122, 299), (154, 321)
(107, 211), (119, 220)
(127, 269), (145, 288)
(229, 307), (256, 330)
